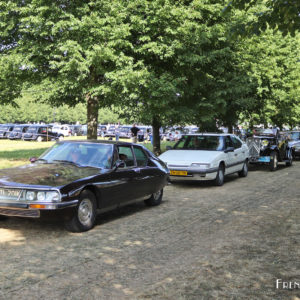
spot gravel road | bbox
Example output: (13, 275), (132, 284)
(0, 162), (299, 300)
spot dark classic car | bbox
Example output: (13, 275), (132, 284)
(0, 124), (15, 139)
(288, 131), (300, 158)
(23, 125), (59, 142)
(8, 124), (30, 140)
(0, 141), (169, 232)
(246, 129), (293, 171)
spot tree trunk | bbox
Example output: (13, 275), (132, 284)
(152, 116), (161, 156)
(87, 95), (99, 140)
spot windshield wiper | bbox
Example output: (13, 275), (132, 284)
(52, 159), (81, 167)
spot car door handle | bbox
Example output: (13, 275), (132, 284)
(133, 168), (141, 173)
(234, 154), (238, 156)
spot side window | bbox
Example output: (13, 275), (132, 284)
(231, 136), (242, 149)
(133, 147), (148, 167)
(225, 136), (233, 148)
(118, 146), (135, 167)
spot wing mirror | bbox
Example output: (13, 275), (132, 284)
(224, 147), (234, 153)
(29, 157), (37, 163)
(114, 160), (126, 170)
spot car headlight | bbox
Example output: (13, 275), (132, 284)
(261, 139), (269, 148)
(25, 190), (61, 202)
(191, 163), (210, 169)
(45, 191), (60, 202)
(37, 191), (46, 201)
(26, 191), (36, 201)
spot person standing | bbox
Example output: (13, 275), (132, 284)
(115, 122), (120, 141)
(130, 123), (140, 143)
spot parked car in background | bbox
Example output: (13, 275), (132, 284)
(288, 131), (300, 158)
(51, 124), (71, 139)
(0, 140), (169, 232)
(97, 125), (107, 137)
(70, 125), (83, 136)
(8, 124), (30, 140)
(159, 133), (249, 186)
(119, 126), (132, 139)
(104, 125), (116, 138)
(137, 126), (151, 142)
(23, 125), (58, 142)
(246, 128), (293, 171)
(81, 125), (87, 136)
(0, 124), (15, 139)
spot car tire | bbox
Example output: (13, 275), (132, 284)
(238, 160), (248, 177)
(64, 190), (97, 232)
(144, 189), (163, 206)
(285, 149), (293, 167)
(58, 135), (64, 141)
(270, 151), (278, 171)
(36, 136), (43, 142)
(214, 164), (225, 186)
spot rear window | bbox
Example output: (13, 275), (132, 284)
(174, 135), (224, 151)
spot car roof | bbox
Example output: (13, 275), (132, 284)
(59, 140), (139, 146)
(28, 124), (52, 127)
(181, 133), (235, 137)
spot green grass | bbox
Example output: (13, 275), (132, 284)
(0, 137), (176, 169)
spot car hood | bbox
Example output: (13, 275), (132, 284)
(159, 150), (223, 165)
(0, 163), (101, 188)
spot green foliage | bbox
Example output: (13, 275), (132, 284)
(0, 0), (299, 145)
(226, 0), (300, 36)
(0, 95), (121, 124)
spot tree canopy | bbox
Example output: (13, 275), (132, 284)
(0, 0), (299, 151)
(226, 0), (300, 36)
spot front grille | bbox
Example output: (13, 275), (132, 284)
(0, 188), (23, 201)
(168, 164), (190, 168)
(247, 138), (261, 158)
(0, 208), (40, 218)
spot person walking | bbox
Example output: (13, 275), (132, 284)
(130, 123), (140, 143)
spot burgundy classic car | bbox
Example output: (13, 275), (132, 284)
(0, 141), (169, 232)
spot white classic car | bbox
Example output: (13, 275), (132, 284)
(159, 133), (249, 186)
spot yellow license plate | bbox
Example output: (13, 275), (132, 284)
(170, 170), (188, 176)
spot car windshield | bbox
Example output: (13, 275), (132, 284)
(120, 127), (130, 132)
(40, 142), (114, 169)
(13, 126), (22, 132)
(291, 132), (300, 140)
(27, 127), (39, 133)
(173, 135), (224, 151)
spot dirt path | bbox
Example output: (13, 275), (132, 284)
(0, 162), (299, 300)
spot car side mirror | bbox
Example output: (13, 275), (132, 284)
(114, 160), (125, 170)
(224, 147), (234, 153)
(166, 146), (172, 150)
(29, 157), (37, 163)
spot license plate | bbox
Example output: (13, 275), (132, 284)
(170, 170), (188, 176)
(258, 156), (271, 163)
(0, 188), (21, 199)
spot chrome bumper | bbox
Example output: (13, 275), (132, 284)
(169, 167), (218, 181)
(0, 200), (79, 218)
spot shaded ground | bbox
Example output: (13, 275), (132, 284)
(0, 162), (299, 300)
